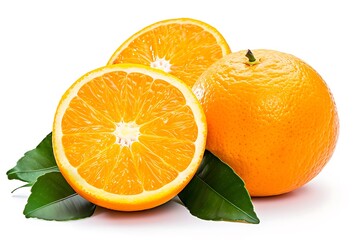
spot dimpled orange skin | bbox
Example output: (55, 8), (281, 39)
(193, 49), (339, 196)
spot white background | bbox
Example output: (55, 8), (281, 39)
(1, 0), (359, 239)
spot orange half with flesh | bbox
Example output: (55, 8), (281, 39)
(108, 18), (231, 87)
(52, 64), (207, 211)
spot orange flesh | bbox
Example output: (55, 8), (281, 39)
(110, 23), (228, 86)
(60, 71), (197, 194)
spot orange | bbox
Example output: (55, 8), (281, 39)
(108, 18), (231, 87)
(52, 64), (207, 211)
(193, 49), (339, 196)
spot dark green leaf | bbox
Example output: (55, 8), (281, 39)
(6, 133), (59, 183)
(24, 172), (96, 221)
(178, 150), (260, 224)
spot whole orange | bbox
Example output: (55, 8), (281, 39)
(192, 49), (339, 196)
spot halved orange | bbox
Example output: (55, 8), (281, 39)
(52, 64), (207, 211)
(107, 18), (231, 87)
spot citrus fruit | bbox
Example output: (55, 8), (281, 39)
(52, 64), (207, 211)
(192, 49), (339, 196)
(107, 18), (231, 87)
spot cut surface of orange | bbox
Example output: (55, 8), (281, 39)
(108, 18), (231, 87)
(52, 64), (207, 211)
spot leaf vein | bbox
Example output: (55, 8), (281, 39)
(9, 166), (59, 174)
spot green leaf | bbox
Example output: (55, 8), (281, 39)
(6, 132), (59, 183)
(24, 172), (96, 221)
(178, 150), (260, 224)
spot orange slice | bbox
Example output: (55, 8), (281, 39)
(52, 64), (207, 211)
(107, 18), (231, 87)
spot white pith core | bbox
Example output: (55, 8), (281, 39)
(114, 121), (140, 147)
(150, 57), (172, 73)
